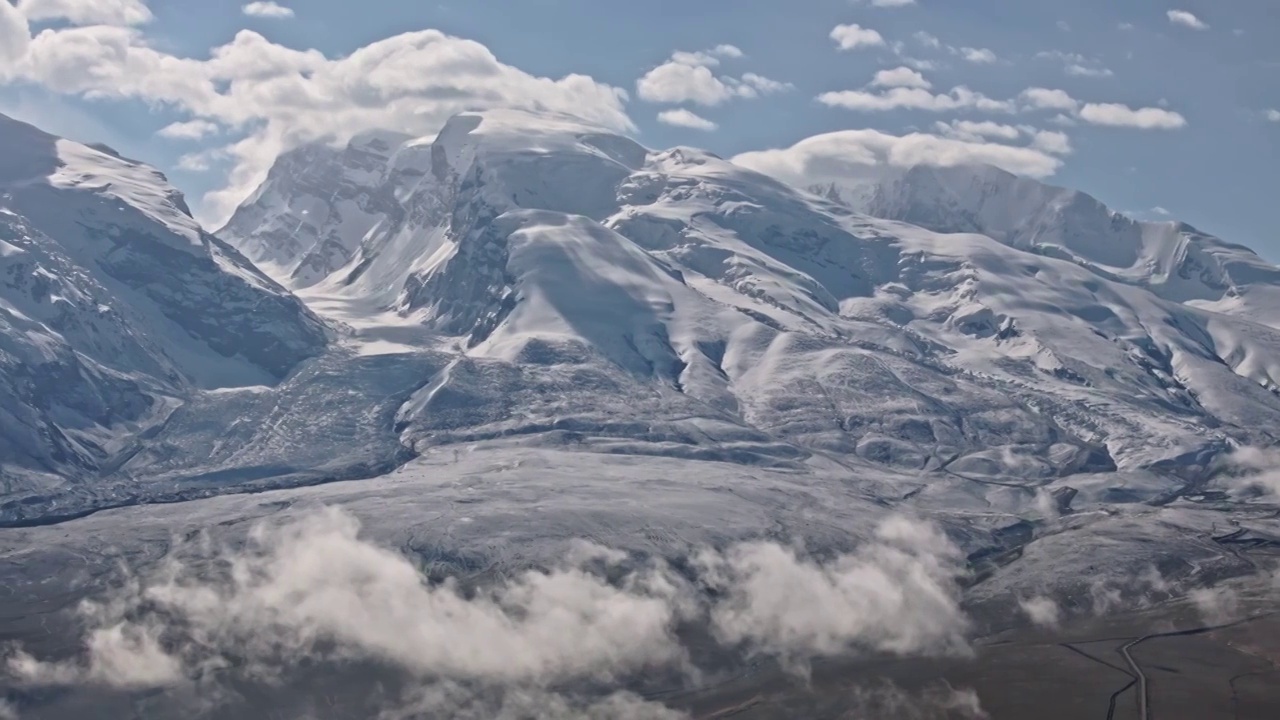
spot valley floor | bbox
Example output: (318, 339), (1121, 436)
(1, 446), (1277, 719)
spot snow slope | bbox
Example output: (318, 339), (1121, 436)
(7, 108), (1280, 525)
(813, 164), (1280, 328)
(215, 110), (1280, 491)
(0, 113), (327, 489)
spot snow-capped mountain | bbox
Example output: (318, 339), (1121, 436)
(216, 109), (1280, 491)
(217, 130), (412, 288)
(0, 113), (327, 486)
(7, 107), (1280, 524)
(813, 164), (1280, 328)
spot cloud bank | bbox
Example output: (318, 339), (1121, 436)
(3, 509), (974, 717)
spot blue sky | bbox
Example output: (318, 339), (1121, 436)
(1, 0), (1277, 256)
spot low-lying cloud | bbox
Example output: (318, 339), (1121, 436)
(3, 509), (973, 717)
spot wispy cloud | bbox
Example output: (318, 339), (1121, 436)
(830, 23), (886, 51)
(656, 108), (718, 131)
(157, 119), (220, 141)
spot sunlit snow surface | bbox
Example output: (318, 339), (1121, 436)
(3, 107), (1280, 719)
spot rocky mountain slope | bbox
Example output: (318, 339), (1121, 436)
(0, 113), (327, 493)
(219, 110), (1280, 486)
(5, 108), (1280, 524)
(813, 164), (1280, 328)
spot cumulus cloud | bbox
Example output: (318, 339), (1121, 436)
(242, 1), (294, 18)
(831, 23), (886, 51)
(1266, 109), (1280, 123)
(1020, 87), (1080, 112)
(696, 516), (969, 672)
(637, 61), (737, 106)
(872, 66), (932, 89)
(0, 27), (633, 225)
(1213, 446), (1280, 499)
(1167, 10), (1209, 31)
(16, 0), (152, 26)
(819, 85), (1013, 113)
(656, 109), (717, 131)
(1079, 102), (1186, 129)
(3, 510), (972, 715)
(157, 119), (221, 141)
(734, 127), (1064, 187)
(958, 47), (997, 64)
(1019, 596), (1062, 628)
(636, 47), (788, 107)
(1029, 129), (1072, 154)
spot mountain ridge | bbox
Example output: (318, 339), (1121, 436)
(4, 108), (1280, 525)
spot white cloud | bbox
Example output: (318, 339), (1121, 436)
(1037, 52), (1113, 79)
(1118, 22), (1135, 31)
(242, 1), (294, 19)
(1167, 9), (1209, 30)
(1057, 20), (1071, 32)
(1019, 596), (1061, 628)
(1215, 447), (1280, 499)
(1, 28), (633, 225)
(1151, 206), (1171, 216)
(1029, 129), (1072, 154)
(733, 127), (1064, 188)
(830, 23), (885, 51)
(1079, 102), (1186, 129)
(636, 48), (787, 107)
(1065, 64), (1114, 78)
(913, 31), (942, 49)
(855, 0), (917, 6)
(871, 66), (931, 89)
(0, 1), (30, 64)
(669, 44), (742, 68)
(1019, 87), (1080, 112)
(637, 61), (737, 105)
(16, 0), (152, 26)
(934, 119), (1021, 141)
(176, 148), (221, 170)
(1266, 109), (1280, 123)
(4, 510), (973, 713)
(157, 119), (221, 141)
(959, 47), (997, 64)
(656, 109), (717, 131)
(696, 516), (969, 669)
(818, 86), (1013, 113)
(739, 72), (793, 95)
